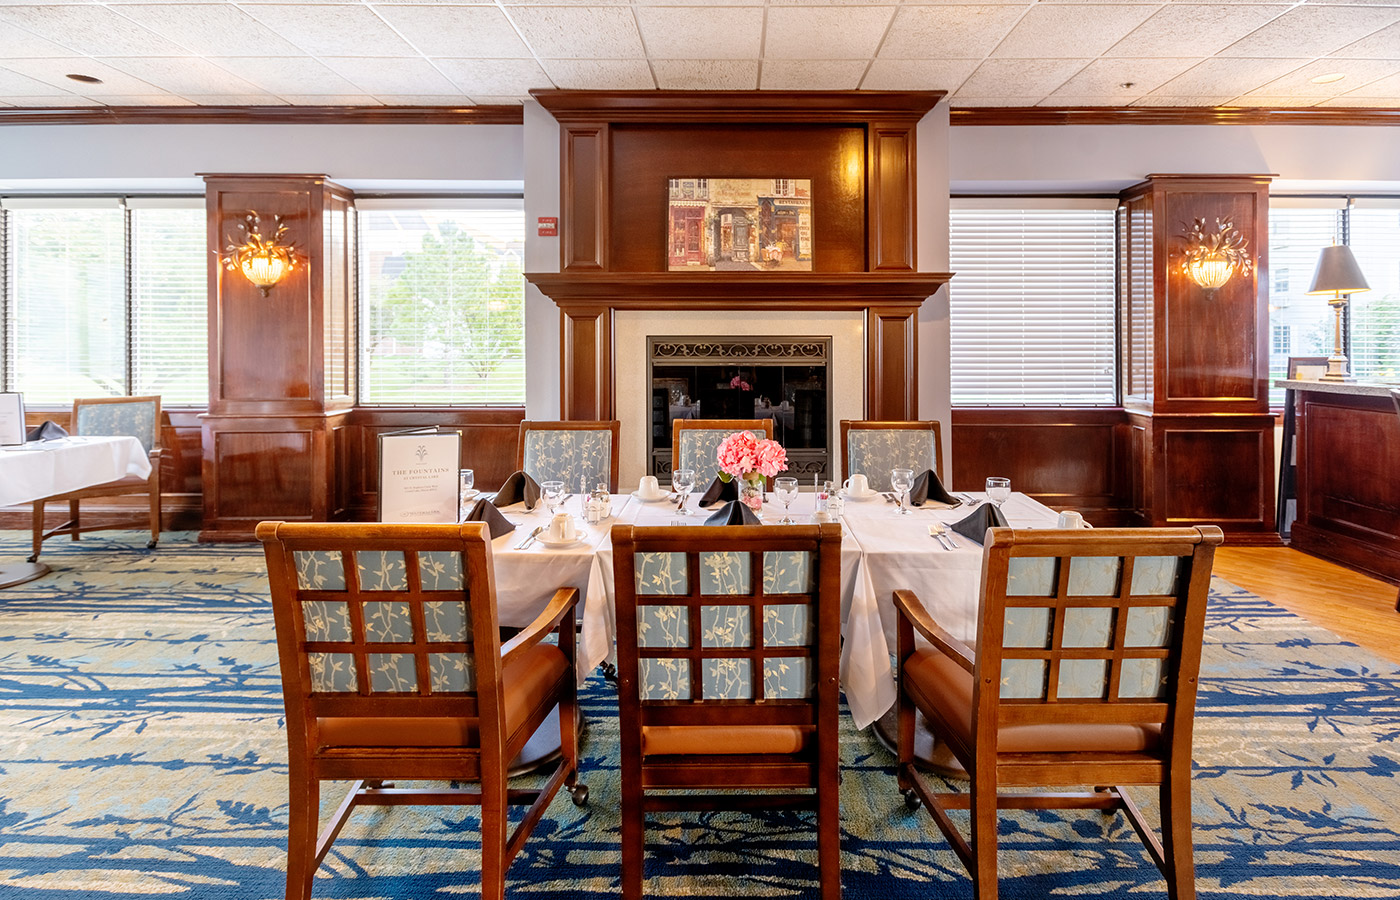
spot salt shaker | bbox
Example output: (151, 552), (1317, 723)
(590, 481), (612, 521)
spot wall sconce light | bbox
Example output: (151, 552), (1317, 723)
(1181, 216), (1252, 291)
(221, 211), (297, 296)
(1307, 244), (1370, 381)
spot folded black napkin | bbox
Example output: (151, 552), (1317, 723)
(462, 498), (515, 539)
(949, 502), (1010, 547)
(909, 468), (959, 507)
(492, 471), (541, 510)
(26, 421), (68, 442)
(698, 475), (739, 509)
(703, 499), (762, 526)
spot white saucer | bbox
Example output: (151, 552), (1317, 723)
(843, 490), (880, 502)
(535, 528), (589, 548)
(460, 489), (480, 501)
(631, 490), (672, 503)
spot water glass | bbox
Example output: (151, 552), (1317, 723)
(542, 480), (566, 515)
(890, 468), (915, 517)
(986, 476), (1011, 508)
(774, 476), (799, 524)
(672, 468), (697, 516)
(458, 469), (475, 521)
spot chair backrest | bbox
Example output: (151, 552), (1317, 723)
(672, 418), (775, 486)
(517, 419), (620, 492)
(611, 523), (841, 775)
(73, 395), (161, 454)
(840, 419), (942, 491)
(257, 522), (505, 750)
(973, 526), (1223, 736)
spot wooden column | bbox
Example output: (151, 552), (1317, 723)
(1119, 174), (1278, 542)
(200, 174), (355, 541)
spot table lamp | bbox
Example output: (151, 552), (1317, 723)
(1306, 244), (1370, 381)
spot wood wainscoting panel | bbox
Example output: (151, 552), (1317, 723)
(563, 125), (607, 271)
(561, 306), (613, 422)
(206, 427), (315, 521)
(869, 125), (915, 271)
(867, 306), (918, 420)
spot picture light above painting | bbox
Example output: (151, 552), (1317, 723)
(667, 178), (813, 273)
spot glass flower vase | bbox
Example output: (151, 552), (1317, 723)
(740, 474), (764, 514)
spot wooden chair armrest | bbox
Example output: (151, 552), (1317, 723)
(501, 587), (580, 668)
(893, 589), (975, 674)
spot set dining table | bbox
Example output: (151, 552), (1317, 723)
(482, 486), (1060, 730)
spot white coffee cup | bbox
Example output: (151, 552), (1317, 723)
(548, 512), (577, 542)
(813, 510), (833, 524)
(638, 475), (662, 499)
(844, 473), (871, 496)
(1057, 510), (1086, 529)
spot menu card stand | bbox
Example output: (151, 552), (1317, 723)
(0, 393), (24, 446)
(377, 428), (462, 524)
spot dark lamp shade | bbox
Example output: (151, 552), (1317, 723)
(1307, 244), (1371, 295)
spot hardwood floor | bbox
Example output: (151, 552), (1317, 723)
(1213, 545), (1400, 665)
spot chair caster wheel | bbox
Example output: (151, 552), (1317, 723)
(600, 662), (618, 683)
(902, 788), (921, 811)
(146, 541), (157, 549)
(570, 784), (589, 806)
(26, 555), (38, 564)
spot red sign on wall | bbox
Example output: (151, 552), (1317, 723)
(537, 216), (558, 237)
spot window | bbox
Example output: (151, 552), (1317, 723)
(1267, 205), (1339, 405)
(1272, 324), (1292, 357)
(0, 199), (207, 405)
(948, 201), (1118, 406)
(358, 203), (525, 405)
(1348, 205), (1400, 382)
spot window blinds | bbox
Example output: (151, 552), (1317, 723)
(1348, 206), (1400, 382)
(358, 207), (526, 405)
(1267, 207), (1341, 405)
(948, 205), (1117, 406)
(131, 207), (209, 404)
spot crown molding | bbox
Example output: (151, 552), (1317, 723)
(0, 105), (525, 126)
(951, 106), (1400, 127)
(530, 90), (946, 124)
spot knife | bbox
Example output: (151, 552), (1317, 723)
(515, 526), (543, 549)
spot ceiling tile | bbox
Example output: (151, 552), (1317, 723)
(94, 93), (195, 106)
(1046, 57), (1200, 98)
(370, 93), (472, 104)
(102, 57), (266, 95)
(539, 58), (654, 89)
(1129, 93), (1236, 106)
(759, 59), (868, 89)
(1, 57), (162, 94)
(0, 64), (78, 95)
(764, 6), (894, 59)
(112, 5), (308, 57)
(507, 7), (645, 59)
(320, 56), (460, 93)
(1036, 94), (1144, 107)
(376, 6), (531, 58)
(1105, 5), (1293, 59)
(652, 58), (760, 89)
(1219, 6), (1400, 59)
(244, 6), (418, 57)
(0, 23), (82, 57)
(1152, 56), (1308, 96)
(950, 96), (1047, 107)
(463, 95), (527, 105)
(632, 0), (758, 6)
(1333, 70), (1400, 98)
(1224, 93), (1322, 106)
(0, 5), (189, 56)
(860, 58), (979, 91)
(879, 6), (1028, 60)
(434, 57), (553, 95)
(208, 57), (363, 95)
(0, 93), (101, 106)
(956, 58), (1089, 97)
(184, 94), (291, 105)
(1334, 22), (1400, 59)
(991, 5), (1159, 59)
(1318, 94), (1400, 108)
(636, 7), (763, 60)
(278, 93), (383, 105)
(1245, 58), (1400, 98)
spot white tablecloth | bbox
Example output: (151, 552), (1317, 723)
(0, 436), (152, 507)
(484, 487), (1059, 732)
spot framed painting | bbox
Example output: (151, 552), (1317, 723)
(667, 177), (812, 272)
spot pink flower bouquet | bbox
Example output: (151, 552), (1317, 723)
(729, 375), (752, 391)
(716, 430), (788, 510)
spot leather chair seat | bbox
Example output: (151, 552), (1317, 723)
(317, 643), (568, 749)
(904, 648), (1162, 755)
(642, 724), (813, 756)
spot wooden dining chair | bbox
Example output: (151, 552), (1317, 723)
(257, 521), (586, 900)
(839, 419), (942, 492)
(671, 418), (774, 486)
(30, 395), (163, 563)
(894, 525), (1224, 900)
(610, 523), (843, 900)
(517, 419), (621, 492)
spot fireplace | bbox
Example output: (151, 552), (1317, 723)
(647, 337), (832, 478)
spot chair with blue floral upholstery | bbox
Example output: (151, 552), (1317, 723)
(894, 525), (1224, 900)
(610, 523), (843, 900)
(671, 418), (775, 487)
(839, 419), (942, 493)
(517, 420), (620, 492)
(30, 395), (163, 562)
(257, 521), (586, 900)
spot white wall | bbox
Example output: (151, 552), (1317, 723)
(522, 100), (561, 420)
(916, 101), (954, 481)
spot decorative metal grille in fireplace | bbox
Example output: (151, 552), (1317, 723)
(647, 336), (832, 479)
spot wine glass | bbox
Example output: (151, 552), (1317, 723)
(890, 468), (915, 517)
(542, 480), (566, 516)
(774, 476), (799, 524)
(672, 468), (696, 516)
(986, 476), (1011, 508)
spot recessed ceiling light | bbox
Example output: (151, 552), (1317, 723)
(65, 73), (103, 84)
(1120, 82), (1136, 90)
(1311, 73), (1346, 85)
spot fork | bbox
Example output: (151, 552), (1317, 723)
(932, 522), (959, 549)
(927, 524), (952, 550)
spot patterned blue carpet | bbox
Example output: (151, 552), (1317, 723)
(1, 531), (1398, 899)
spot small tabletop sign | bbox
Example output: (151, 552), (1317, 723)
(0, 393), (24, 446)
(378, 427), (462, 524)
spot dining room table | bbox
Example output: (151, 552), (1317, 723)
(480, 484), (1061, 731)
(0, 434), (153, 588)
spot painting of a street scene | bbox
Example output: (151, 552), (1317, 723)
(667, 177), (813, 271)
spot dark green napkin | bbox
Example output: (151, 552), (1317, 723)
(949, 502), (1009, 546)
(463, 498), (516, 539)
(698, 475), (739, 508)
(909, 468), (959, 507)
(703, 500), (762, 526)
(492, 471), (541, 510)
